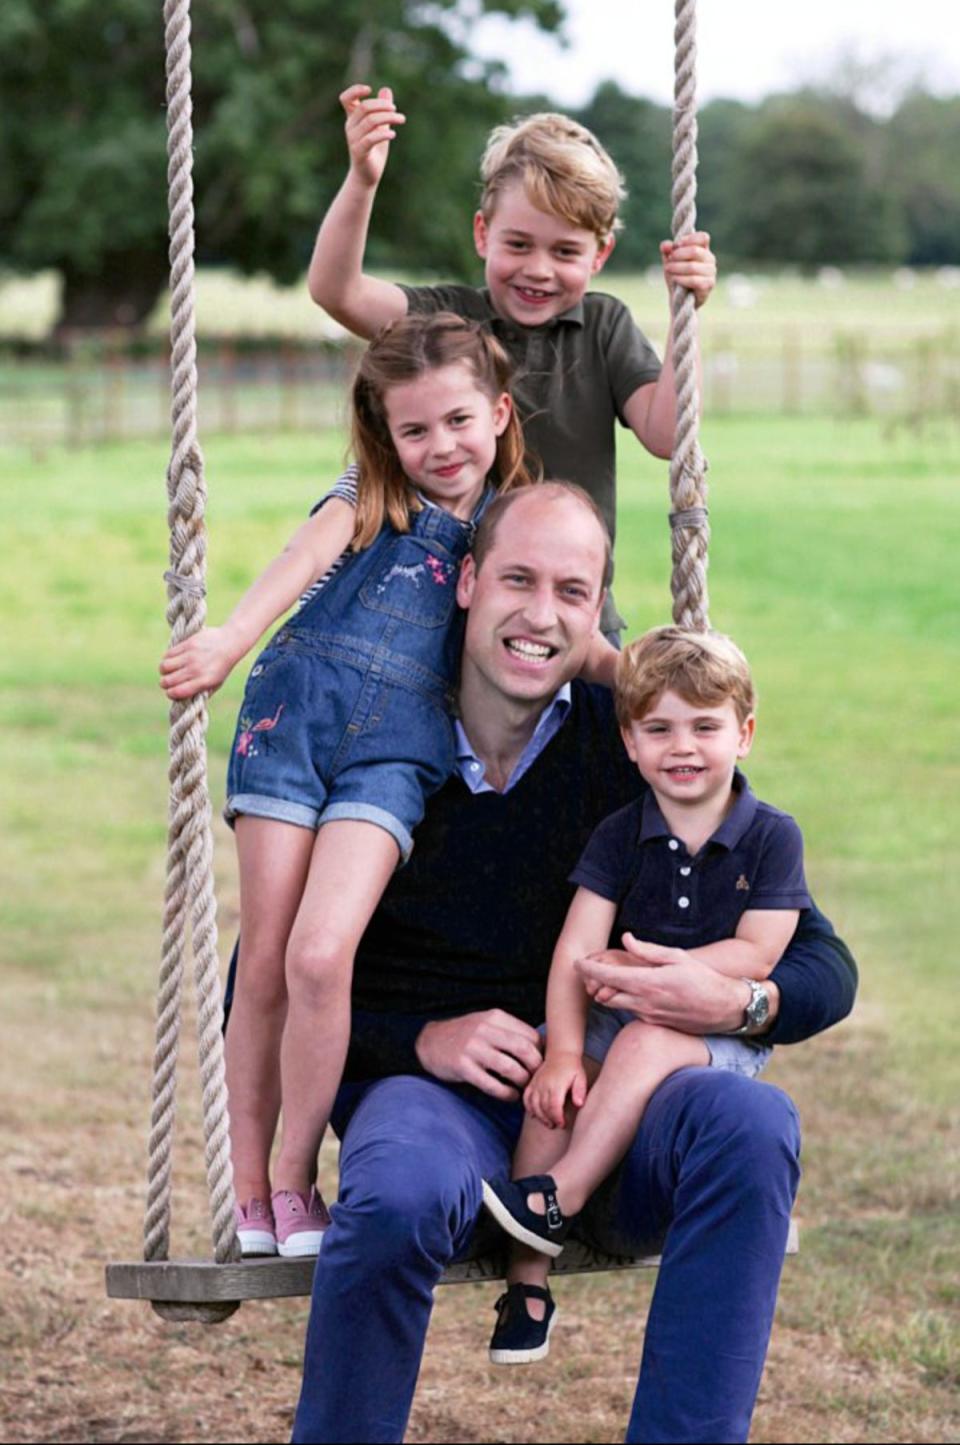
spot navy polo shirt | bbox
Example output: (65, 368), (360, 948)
(570, 770), (811, 949)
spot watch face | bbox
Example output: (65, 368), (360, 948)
(748, 986), (770, 1026)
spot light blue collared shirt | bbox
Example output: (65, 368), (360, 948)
(454, 683), (573, 795)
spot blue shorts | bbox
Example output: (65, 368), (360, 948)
(224, 633), (455, 863)
(582, 1003), (771, 1078)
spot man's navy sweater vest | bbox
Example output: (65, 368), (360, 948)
(347, 683), (858, 1078)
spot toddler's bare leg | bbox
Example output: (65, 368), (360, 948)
(504, 1060), (600, 1314)
(550, 1023), (709, 1217)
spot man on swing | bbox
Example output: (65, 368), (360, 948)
(290, 484), (856, 1444)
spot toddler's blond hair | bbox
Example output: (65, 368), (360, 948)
(480, 112), (626, 243)
(615, 627), (757, 729)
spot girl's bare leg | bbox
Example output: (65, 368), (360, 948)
(273, 819), (400, 1196)
(227, 817), (316, 1204)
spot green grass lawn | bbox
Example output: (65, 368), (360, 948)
(0, 414), (957, 1441)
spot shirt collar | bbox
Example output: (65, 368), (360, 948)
(639, 769), (757, 850)
(454, 682), (573, 793)
(484, 290), (585, 339)
(710, 770), (758, 848)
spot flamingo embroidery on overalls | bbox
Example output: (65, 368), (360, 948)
(236, 703), (285, 758)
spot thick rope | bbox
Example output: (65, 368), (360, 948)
(144, 0), (239, 1273)
(669, 0), (710, 632)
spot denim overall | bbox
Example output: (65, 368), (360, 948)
(226, 497), (482, 860)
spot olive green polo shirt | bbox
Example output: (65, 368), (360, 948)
(401, 284), (662, 633)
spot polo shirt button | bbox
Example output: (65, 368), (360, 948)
(668, 839), (679, 851)
(678, 896), (690, 909)
(680, 866), (691, 876)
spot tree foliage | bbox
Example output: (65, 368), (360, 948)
(0, 0), (562, 328)
(2, 4), (959, 334)
(572, 82), (671, 269)
(885, 92), (960, 265)
(723, 95), (904, 267)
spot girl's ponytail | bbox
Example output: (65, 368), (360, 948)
(349, 313), (539, 549)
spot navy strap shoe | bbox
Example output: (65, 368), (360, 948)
(489, 1283), (557, 1365)
(481, 1174), (571, 1257)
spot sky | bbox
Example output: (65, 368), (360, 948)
(469, 0), (960, 113)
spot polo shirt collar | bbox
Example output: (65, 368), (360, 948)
(483, 289), (586, 338)
(638, 769), (757, 850)
(711, 770), (758, 848)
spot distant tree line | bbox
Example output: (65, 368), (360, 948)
(2, 2), (958, 332)
(576, 81), (960, 273)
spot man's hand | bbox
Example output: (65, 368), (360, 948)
(523, 1052), (588, 1130)
(415, 1010), (544, 1101)
(660, 230), (717, 308)
(577, 933), (774, 1035)
(341, 83), (405, 190)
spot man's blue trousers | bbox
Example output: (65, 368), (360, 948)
(292, 1067), (800, 1444)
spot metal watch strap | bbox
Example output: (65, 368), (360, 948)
(730, 978), (768, 1036)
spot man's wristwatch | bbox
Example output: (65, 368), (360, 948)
(730, 979), (770, 1036)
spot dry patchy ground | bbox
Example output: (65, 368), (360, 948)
(1, 957), (956, 1445)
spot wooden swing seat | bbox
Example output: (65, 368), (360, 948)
(106, 1220), (798, 1315)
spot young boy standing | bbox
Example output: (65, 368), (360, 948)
(308, 89), (717, 636)
(479, 627), (811, 1364)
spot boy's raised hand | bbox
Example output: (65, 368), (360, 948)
(660, 230), (717, 308)
(340, 83), (405, 189)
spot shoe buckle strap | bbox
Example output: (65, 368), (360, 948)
(543, 1187), (563, 1232)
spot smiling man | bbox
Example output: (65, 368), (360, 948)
(290, 484), (858, 1444)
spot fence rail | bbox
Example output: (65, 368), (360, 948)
(3, 331), (960, 449)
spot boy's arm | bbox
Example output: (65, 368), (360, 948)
(686, 909), (801, 981)
(621, 231), (716, 459)
(579, 632), (620, 690)
(545, 889), (616, 1055)
(307, 84), (410, 338)
(159, 499), (355, 699)
(525, 888), (616, 1127)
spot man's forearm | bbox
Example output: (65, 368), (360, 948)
(765, 902), (858, 1045)
(346, 1008), (431, 1080)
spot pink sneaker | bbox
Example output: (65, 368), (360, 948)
(235, 1196), (277, 1256)
(272, 1187), (331, 1258)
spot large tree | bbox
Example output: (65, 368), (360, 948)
(722, 93), (903, 268)
(0, 0), (562, 331)
(886, 92), (960, 265)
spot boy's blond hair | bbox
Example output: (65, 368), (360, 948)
(480, 112), (626, 243)
(615, 627), (756, 729)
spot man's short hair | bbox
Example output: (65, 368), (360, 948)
(615, 627), (757, 728)
(471, 481), (613, 595)
(480, 112), (626, 244)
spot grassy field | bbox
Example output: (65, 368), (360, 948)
(0, 415), (958, 1443)
(4, 264), (960, 344)
(4, 267), (960, 450)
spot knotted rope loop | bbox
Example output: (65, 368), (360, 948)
(669, 505), (709, 532)
(144, 0), (239, 1273)
(668, 0), (710, 634)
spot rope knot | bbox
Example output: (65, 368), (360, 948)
(669, 506), (710, 532)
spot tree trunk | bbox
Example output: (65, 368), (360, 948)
(55, 252), (171, 336)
